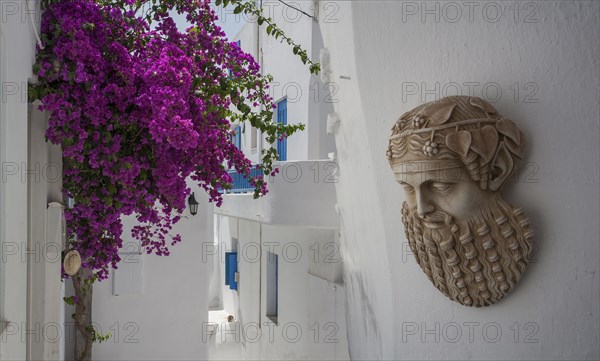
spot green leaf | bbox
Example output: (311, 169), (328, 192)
(233, 5), (243, 14)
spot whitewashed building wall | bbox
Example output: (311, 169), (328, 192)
(210, 2), (347, 359)
(318, 1), (599, 360)
(1, 1), (64, 360)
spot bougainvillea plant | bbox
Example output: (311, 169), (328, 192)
(30, 0), (319, 281)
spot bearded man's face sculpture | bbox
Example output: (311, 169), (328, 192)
(387, 96), (534, 307)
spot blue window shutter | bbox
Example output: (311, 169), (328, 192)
(225, 253), (230, 286)
(231, 252), (238, 290)
(276, 99), (287, 161)
(225, 252), (238, 290)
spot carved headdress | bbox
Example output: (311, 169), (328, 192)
(387, 96), (526, 190)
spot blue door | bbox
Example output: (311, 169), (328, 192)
(276, 99), (287, 161)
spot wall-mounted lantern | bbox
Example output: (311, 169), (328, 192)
(188, 192), (199, 216)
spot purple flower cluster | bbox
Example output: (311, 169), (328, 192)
(33, 0), (292, 279)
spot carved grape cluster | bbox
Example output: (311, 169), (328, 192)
(413, 114), (427, 128)
(423, 140), (439, 156)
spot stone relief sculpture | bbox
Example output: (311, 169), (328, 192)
(387, 96), (534, 307)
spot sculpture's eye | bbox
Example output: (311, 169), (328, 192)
(399, 182), (415, 193)
(431, 182), (454, 193)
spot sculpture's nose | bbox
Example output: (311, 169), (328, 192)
(415, 189), (435, 218)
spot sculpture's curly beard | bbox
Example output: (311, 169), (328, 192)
(401, 198), (534, 307)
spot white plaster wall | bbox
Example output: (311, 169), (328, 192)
(233, 21), (257, 59)
(233, 22), (263, 165)
(261, 3), (312, 161)
(207, 215), (227, 311)
(0, 1), (43, 359)
(214, 215), (238, 316)
(27, 104), (63, 361)
(318, 1), (600, 359)
(91, 190), (213, 361)
(213, 217), (348, 360)
(308, 20), (336, 160)
(216, 161), (339, 229)
(254, 224), (348, 360)
(235, 218), (261, 342)
(233, 1), (336, 162)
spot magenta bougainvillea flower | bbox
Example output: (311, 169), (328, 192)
(31, 0), (307, 279)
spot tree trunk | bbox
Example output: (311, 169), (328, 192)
(72, 269), (93, 361)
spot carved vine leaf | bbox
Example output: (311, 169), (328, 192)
(504, 130), (526, 158)
(469, 97), (497, 115)
(496, 118), (521, 145)
(445, 130), (472, 158)
(470, 126), (499, 163)
(419, 102), (457, 126)
(493, 141), (511, 168)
